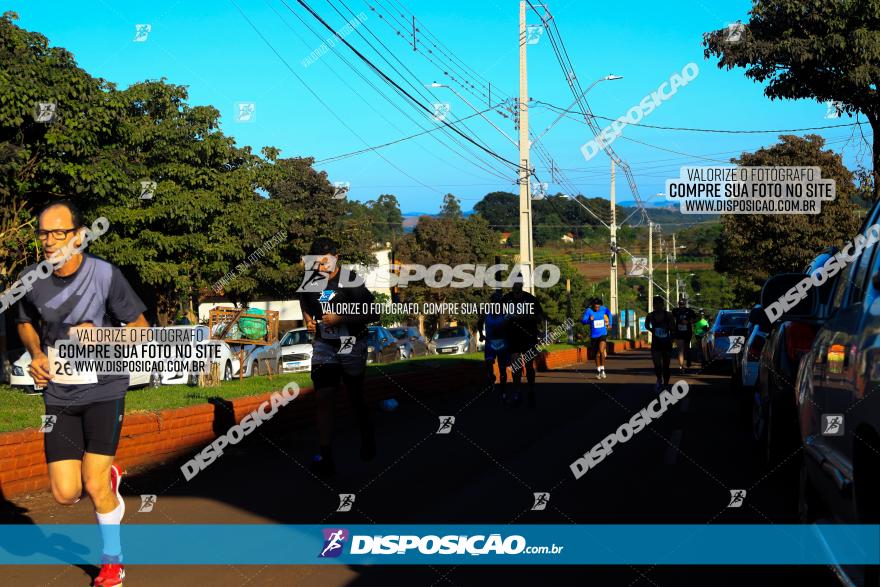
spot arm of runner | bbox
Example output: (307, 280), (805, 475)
(106, 265), (148, 324)
(17, 322), (51, 385)
(580, 307), (590, 325)
(303, 310), (317, 333)
(604, 307), (612, 329)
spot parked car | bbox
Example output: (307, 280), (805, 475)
(793, 208), (880, 587)
(701, 310), (749, 367)
(280, 328), (313, 373)
(387, 326), (428, 359)
(753, 249), (840, 467)
(158, 325), (241, 384)
(731, 305), (770, 392)
(429, 325), (475, 355)
(366, 325), (400, 364)
(9, 350), (159, 390)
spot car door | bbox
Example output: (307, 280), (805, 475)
(408, 328), (427, 355)
(378, 327), (397, 362)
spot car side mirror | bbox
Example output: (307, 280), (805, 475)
(760, 273), (818, 323)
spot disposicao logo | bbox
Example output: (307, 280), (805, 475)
(319, 528), (349, 558)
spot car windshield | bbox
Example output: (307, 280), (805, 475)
(388, 328), (408, 340)
(435, 327), (466, 339)
(281, 330), (310, 346)
(718, 313), (749, 328)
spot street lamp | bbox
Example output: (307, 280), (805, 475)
(426, 82), (518, 148)
(531, 75), (623, 147)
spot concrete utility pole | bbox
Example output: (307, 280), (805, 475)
(648, 221), (653, 343)
(672, 233), (679, 303)
(517, 0), (535, 292)
(609, 160), (619, 337)
(665, 241), (671, 311)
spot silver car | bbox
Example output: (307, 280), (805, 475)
(428, 326), (474, 355)
(702, 310), (749, 366)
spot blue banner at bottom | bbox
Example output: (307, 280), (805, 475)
(0, 524), (877, 565)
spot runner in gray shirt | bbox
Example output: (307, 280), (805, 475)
(13, 200), (147, 587)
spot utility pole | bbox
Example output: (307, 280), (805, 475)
(517, 0), (535, 292)
(609, 160), (619, 337)
(648, 221), (653, 343)
(665, 241), (671, 311)
(672, 233), (678, 304)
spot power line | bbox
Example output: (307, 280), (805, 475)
(287, 0), (525, 171)
(230, 0), (445, 194)
(533, 101), (866, 133)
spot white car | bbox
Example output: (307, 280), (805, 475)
(280, 328), (313, 373)
(9, 351), (158, 390)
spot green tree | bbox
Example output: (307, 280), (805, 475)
(473, 191), (517, 229)
(439, 193), (463, 219)
(714, 135), (862, 303)
(703, 0), (880, 199)
(395, 214), (496, 332)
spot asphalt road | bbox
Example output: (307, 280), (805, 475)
(2, 350), (841, 586)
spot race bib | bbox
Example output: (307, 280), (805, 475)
(47, 345), (98, 385)
(678, 324), (688, 331)
(655, 328), (668, 338)
(490, 339), (506, 351)
(593, 319), (605, 329)
(319, 322), (348, 340)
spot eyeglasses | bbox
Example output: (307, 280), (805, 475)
(36, 228), (79, 241)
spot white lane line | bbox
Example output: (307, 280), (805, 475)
(665, 429), (683, 464)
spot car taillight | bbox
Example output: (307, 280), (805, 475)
(785, 322), (817, 362)
(747, 336), (765, 361)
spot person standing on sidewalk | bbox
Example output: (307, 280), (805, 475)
(297, 237), (380, 478)
(14, 200), (148, 587)
(580, 297), (612, 379)
(693, 311), (710, 367)
(645, 296), (676, 392)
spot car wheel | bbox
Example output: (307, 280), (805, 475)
(224, 361), (232, 381)
(149, 371), (161, 388)
(397, 348), (405, 361)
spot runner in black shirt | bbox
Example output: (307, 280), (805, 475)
(297, 237), (379, 477)
(501, 276), (544, 408)
(671, 299), (697, 372)
(645, 296), (676, 392)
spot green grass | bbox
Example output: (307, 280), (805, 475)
(0, 354), (484, 434)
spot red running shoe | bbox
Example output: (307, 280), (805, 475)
(94, 560), (125, 586)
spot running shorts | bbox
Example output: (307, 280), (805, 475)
(43, 399), (125, 463)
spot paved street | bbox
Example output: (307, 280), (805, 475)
(2, 350), (838, 586)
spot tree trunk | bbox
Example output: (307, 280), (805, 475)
(868, 110), (880, 202)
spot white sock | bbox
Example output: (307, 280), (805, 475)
(96, 500), (124, 561)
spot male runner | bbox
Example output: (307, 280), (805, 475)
(297, 237), (380, 477)
(581, 297), (612, 379)
(645, 296), (676, 392)
(15, 200), (148, 587)
(671, 299), (697, 372)
(477, 290), (510, 400)
(501, 276), (544, 408)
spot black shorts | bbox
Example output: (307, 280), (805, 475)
(590, 335), (607, 351)
(43, 399), (125, 463)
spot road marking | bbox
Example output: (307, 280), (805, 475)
(665, 429), (683, 464)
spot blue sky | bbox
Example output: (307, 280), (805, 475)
(13, 1), (871, 214)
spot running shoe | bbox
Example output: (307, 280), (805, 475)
(94, 556), (125, 586)
(109, 464), (124, 519)
(600, 371), (607, 380)
(596, 372), (603, 379)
